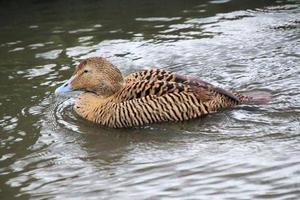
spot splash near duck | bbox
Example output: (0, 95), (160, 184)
(55, 57), (271, 128)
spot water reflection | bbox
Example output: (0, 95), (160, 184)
(0, 0), (300, 199)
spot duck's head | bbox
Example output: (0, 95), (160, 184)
(55, 57), (124, 97)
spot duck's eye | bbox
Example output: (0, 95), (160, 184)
(83, 70), (89, 73)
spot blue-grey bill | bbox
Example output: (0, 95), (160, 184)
(55, 79), (73, 95)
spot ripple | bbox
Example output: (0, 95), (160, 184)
(28, 43), (45, 50)
(36, 49), (63, 60)
(69, 28), (95, 34)
(17, 64), (57, 80)
(209, 0), (231, 4)
(54, 96), (80, 132)
(8, 47), (25, 52)
(78, 36), (93, 43)
(135, 17), (182, 22)
(1, 1), (300, 199)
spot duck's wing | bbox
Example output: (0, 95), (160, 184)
(124, 69), (174, 84)
(108, 91), (209, 128)
(124, 69), (239, 103)
(114, 79), (239, 108)
(171, 74), (240, 103)
(105, 80), (239, 128)
(115, 80), (194, 102)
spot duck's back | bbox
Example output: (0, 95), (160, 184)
(81, 69), (240, 128)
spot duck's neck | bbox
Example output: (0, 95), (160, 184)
(94, 81), (125, 98)
(74, 83), (128, 123)
(95, 82), (128, 103)
(74, 92), (114, 124)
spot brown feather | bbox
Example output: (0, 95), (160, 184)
(59, 57), (271, 128)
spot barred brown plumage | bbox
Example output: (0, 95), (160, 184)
(55, 57), (271, 128)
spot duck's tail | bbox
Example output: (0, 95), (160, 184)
(233, 91), (272, 105)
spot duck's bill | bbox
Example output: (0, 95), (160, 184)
(55, 79), (73, 95)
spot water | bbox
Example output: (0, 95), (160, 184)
(0, 0), (300, 199)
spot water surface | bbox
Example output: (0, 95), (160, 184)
(0, 0), (300, 199)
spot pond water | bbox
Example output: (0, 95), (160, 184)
(0, 0), (300, 199)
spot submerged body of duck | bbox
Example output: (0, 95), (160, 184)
(55, 57), (270, 128)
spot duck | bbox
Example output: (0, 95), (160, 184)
(55, 57), (270, 128)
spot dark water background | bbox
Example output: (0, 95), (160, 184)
(0, 0), (300, 199)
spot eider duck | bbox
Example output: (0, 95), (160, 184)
(55, 57), (270, 128)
